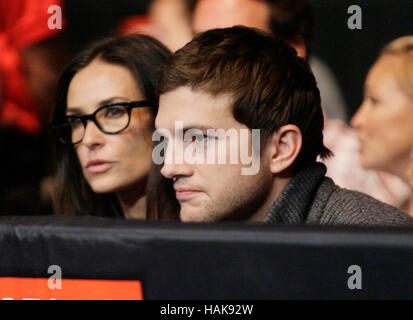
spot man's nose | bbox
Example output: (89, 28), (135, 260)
(160, 140), (193, 179)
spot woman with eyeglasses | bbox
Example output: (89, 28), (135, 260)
(51, 34), (171, 219)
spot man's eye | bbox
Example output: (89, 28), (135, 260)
(161, 135), (169, 143)
(191, 134), (216, 144)
(190, 134), (207, 142)
(191, 134), (202, 142)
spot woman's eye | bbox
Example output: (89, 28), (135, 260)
(68, 118), (82, 129)
(368, 96), (379, 106)
(104, 107), (125, 118)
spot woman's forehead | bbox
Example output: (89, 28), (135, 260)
(66, 60), (143, 112)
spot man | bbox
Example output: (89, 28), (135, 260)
(188, 0), (411, 207)
(155, 26), (413, 226)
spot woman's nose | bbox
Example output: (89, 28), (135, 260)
(82, 121), (105, 149)
(351, 102), (368, 129)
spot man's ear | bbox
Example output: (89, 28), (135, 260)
(265, 124), (302, 174)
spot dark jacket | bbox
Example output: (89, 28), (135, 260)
(263, 163), (413, 227)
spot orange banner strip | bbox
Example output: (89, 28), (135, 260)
(0, 277), (143, 300)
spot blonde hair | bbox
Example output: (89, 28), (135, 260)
(380, 35), (413, 99)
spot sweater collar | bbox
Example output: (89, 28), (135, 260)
(263, 162), (327, 224)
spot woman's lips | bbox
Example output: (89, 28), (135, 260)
(85, 161), (115, 174)
(357, 139), (365, 153)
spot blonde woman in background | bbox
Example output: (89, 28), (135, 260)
(352, 36), (413, 216)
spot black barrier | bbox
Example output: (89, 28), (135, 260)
(0, 216), (413, 299)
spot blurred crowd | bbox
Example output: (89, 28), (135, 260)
(0, 0), (412, 221)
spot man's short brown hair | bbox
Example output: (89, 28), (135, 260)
(158, 26), (331, 170)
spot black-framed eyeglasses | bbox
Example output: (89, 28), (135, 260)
(51, 101), (153, 144)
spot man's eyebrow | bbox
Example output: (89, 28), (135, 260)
(182, 125), (218, 133)
(154, 125), (219, 135)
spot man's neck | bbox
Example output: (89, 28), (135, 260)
(408, 197), (413, 218)
(247, 174), (292, 222)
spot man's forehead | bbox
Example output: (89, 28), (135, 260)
(156, 86), (235, 129)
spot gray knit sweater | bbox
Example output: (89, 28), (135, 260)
(263, 163), (413, 227)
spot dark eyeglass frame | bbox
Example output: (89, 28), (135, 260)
(51, 100), (154, 144)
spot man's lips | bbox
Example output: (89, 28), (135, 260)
(174, 187), (202, 201)
(85, 160), (115, 174)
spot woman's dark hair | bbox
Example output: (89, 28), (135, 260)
(146, 163), (181, 221)
(52, 34), (171, 217)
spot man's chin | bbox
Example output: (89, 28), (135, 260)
(180, 211), (203, 223)
(179, 206), (215, 223)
